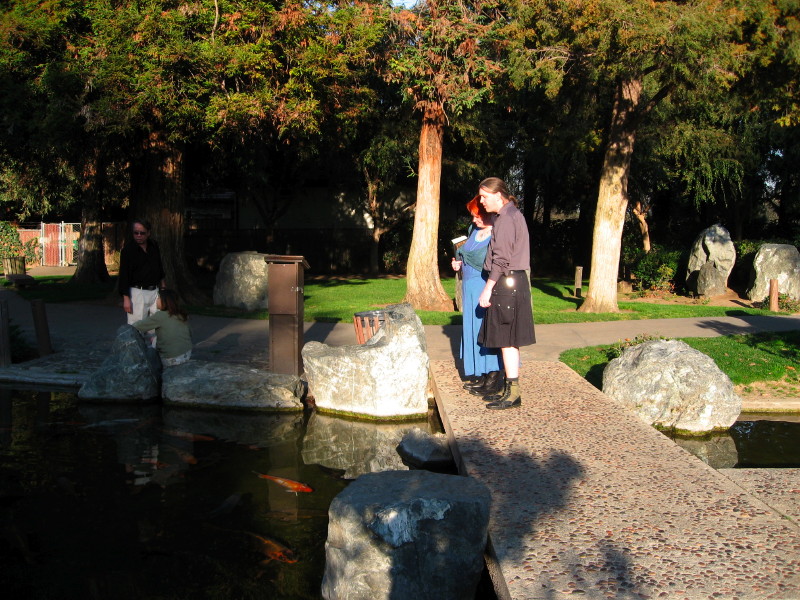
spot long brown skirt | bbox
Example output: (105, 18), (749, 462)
(478, 271), (536, 348)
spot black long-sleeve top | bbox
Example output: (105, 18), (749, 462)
(118, 240), (166, 296)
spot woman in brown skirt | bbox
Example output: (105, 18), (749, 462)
(477, 177), (536, 409)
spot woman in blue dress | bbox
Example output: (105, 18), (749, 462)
(451, 196), (503, 393)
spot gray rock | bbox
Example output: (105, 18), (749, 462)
(685, 224), (736, 296)
(745, 243), (800, 302)
(78, 325), (162, 402)
(162, 360), (303, 411)
(322, 470), (491, 600)
(396, 427), (455, 471)
(213, 251), (270, 311)
(302, 412), (419, 479)
(602, 339), (742, 434)
(302, 303), (429, 419)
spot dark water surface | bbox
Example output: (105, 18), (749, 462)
(670, 413), (800, 469)
(0, 388), (431, 599)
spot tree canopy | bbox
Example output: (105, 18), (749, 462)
(0, 0), (797, 307)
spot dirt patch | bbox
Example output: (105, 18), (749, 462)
(620, 288), (757, 309)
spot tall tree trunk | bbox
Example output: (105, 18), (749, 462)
(130, 131), (205, 304)
(365, 176), (382, 276)
(72, 149), (110, 284)
(578, 78), (642, 313)
(403, 102), (453, 311)
(631, 201), (651, 253)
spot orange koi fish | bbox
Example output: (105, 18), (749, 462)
(245, 531), (298, 564)
(163, 429), (215, 442)
(252, 471), (313, 493)
(167, 445), (198, 465)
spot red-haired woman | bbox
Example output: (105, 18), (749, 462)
(451, 196), (503, 395)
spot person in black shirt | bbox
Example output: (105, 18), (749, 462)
(118, 219), (166, 326)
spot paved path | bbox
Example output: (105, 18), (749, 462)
(432, 359), (800, 600)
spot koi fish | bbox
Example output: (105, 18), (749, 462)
(167, 446), (198, 465)
(244, 531), (297, 564)
(163, 429), (215, 442)
(252, 471), (313, 493)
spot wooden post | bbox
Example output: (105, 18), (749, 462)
(0, 300), (11, 367)
(30, 299), (53, 356)
(769, 279), (779, 312)
(574, 266), (583, 298)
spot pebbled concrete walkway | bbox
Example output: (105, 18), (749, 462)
(431, 359), (800, 600)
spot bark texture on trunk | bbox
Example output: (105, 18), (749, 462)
(72, 149), (110, 284)
(579, 78), (642, 313)
(403, 102), (453, 312)
(131, 131), (205, 304)
(632, 201), (651, 253)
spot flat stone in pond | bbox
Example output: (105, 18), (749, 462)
(162, 360), (303, 411)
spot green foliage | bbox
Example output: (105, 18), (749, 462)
(604, 333), (669, 361)
(630, 246), (683, 292)
(0, 221), (23, 258)
(778, 294), (800, 314)
(0, 222), (39, 263)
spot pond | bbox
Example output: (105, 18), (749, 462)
(0, 387), (438, 599)
(669, 413), (800, 469)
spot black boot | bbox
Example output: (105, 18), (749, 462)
(486, 378), (521, 410)
(469, 371), (503, 396)
(463, 373), (487, 391)
(482, 379), (508, 402)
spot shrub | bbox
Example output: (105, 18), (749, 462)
(0, 221), (23, 258)
(604, 334), (669, 361)
(779, 294), (800, 314)
(630, 245), (682, 292)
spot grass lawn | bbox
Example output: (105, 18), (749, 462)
(560, 330), (800, 391)
(6, 273), (781, 325)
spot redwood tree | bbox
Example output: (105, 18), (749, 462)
(386, 1), (503, 311)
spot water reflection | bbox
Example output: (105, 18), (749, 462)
(0, 388), (432, 599)
(669, 415), (800, 469)
(302, 412), (427, 479)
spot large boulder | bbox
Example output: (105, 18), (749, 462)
(602, 339), (742, 434)
(685, 224), (736, 296)
(78, 325), (162, 402)
(322, 470), (491, 600)
(162, 360), (303, 411)
(745, 243), (800, 302)
(213, 251), (270, 311)
(302, 303), (430, 419)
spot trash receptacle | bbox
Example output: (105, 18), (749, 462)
(353, 310), (386, 344)
(264, 254), (310, 376)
